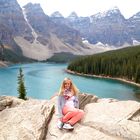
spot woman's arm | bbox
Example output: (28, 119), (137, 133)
(57, 96), (63, 118)
(74, 96), (79, 109)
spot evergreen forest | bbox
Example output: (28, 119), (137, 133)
(68, 46), (140, 83)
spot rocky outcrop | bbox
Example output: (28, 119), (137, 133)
(0, 96), (54, 140)
(78, 93), (98, 109)
(46, 95), (140, 140)
(83, 100), (140, 140)
(46, 94), (140, 140)
(0, 96), (25, 111)
(0, 94), (140, 140)
(0, 96), (13, 111)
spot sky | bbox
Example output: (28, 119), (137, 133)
(17, 0), (140, 19)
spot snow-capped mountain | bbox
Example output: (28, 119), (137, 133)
(90, 6), (125, 23)
(91, 7), (122, 20)
(0, 1), (140, 62)
(67, 12), (79, 21)
(51, 7), (140, 47)
(68, 11), (78, 17)
(127, 12), (140, 43)
(130, 12), (140, 20)
(51, 11), (64, 18)
(88, 7), (128, 46)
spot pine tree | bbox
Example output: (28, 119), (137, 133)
(135, 65), (140, 83)
(17, 68), (27, 100)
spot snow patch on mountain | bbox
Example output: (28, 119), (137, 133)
(91, 6), (121, 20)
(133, 40), (140, 45)
(22, 8), (38, 43)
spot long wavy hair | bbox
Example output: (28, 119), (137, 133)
(58, 77), (79, 96)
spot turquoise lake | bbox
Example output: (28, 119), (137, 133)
(0, 63), (140, 101)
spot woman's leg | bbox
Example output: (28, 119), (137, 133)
(62, 106), (84, 125)
(62, 110), (79, 123)
(67, 110), (84, 125)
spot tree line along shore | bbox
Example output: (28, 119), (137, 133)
(67, 45), (140, 84)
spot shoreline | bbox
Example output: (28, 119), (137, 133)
(0, 61), (11, 67)
(66, 69), (140, 88)
(0, 61), (38, 68)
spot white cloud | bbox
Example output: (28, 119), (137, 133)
(17, 0), (140, 18)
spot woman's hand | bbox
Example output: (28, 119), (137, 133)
(63, 90), (73, 100)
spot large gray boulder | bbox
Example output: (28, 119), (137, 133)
(0, 97), (54, 140)
(46, 95), (140, 140)
(0, 96), (24, 111)
(0, 94), (140, 140)
(83, 100), (140, 140)
(78, 93), (98, 109)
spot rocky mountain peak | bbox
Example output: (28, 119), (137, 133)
(131, 12), (140, 20)
(67, 12), (78, 21)
(91, 6), (123, 20)
(0, 0), (32, 40)
(0, 0), (17, 5)
(0, 0), (22, 16)
(107, 6), (120, 14)
(23, 3), (44, 14)
(51, 11), (64, 18)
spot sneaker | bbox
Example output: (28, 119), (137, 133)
(63, 123), (74, 130)
(57, 120), (64, 129)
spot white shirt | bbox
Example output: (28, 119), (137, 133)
(65, 96), (75, 108)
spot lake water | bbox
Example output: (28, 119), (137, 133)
(0, 63), (140, 101)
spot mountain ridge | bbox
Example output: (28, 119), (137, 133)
(0, 0), (95, 61)
(51, 7), (140, 46)
(0, 0), (140, 62)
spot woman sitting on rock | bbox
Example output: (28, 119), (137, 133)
(57, 77), (84, 130)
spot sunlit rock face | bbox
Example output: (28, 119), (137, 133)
(0, 94), (140, 140)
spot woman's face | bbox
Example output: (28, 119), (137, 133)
(64, 80), (71, 90)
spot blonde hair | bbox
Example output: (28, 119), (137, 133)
(58, 77), (79, 96)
